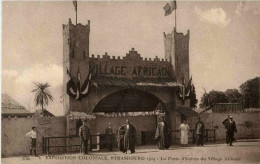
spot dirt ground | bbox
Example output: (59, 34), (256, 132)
(2, 141), (260, 164)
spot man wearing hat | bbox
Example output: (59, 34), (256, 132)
(195, 117), (205, 146)
(223, 115), (237, 146)
(79, 120), (91, 154)
(222, 115), (231, 145)
(118, 119), (136, 154)
(104, 123), (113, 151)
(226, 116), (237, 146)
(105, 123), (113, 134)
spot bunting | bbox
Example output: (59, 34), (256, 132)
(66, 67), (94, 101)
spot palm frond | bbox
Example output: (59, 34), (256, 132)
(32, 82), (53, 109)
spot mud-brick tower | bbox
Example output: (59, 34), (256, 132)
(164, 27), (190, 84)
(62, 18), (91, 115)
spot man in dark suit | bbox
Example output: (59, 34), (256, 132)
(118, 119), (136, 154)
(104, 123), (113, 151)
(195, 117), (205, 146)
(222, 115), (231, 145)
(79, 120), (91, 154)
(224, 116), (237, 146)
(105, 123), (113, 134)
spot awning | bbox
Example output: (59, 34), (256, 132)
(94, 111), (157, 117)
(136, 82), (182, 87)
(67, 112), (96, 120)
(66, 111), (159, 119)
(176, 106), (198, 116)
(91, 77), (181, 88)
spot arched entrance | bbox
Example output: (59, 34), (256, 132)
(92, 89), (166, 145)
(93, 89), (166, 113)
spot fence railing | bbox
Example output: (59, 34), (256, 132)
(42, 134), (114, 155)
(171, 129), (216, 144)
(43, 130), (216, 154)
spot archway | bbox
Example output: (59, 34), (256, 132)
(92, 89), (166, 145)
(93, 89), (166, 113)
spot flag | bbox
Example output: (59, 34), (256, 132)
(67, 66), (94, 100)
(66, 69), (78, 99)
(177, 76), (192, 104)
(75, 70), (80, 100)
(73, 0), (77, 12)
(163, 0), (177, 16)
(80, 67), (94, 98)
(186, 76), (192, 93)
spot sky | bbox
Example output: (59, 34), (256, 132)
(2, 1), (260, 116)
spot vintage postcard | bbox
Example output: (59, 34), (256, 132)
(1, 0), (260, 164)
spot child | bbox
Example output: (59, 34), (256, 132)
(26, 127), (38, 157)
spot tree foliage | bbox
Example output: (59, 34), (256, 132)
(225, 89), (242, 103)
(190, 84), (198, 108)
(31, 82), (53, 112)
(199, 90), (229, 108)
(239, 77), (260, 108)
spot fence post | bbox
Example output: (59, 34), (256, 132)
(90, 136), (92, 151)
(110, 134), (113, 151)
(47, 138), (49, 155)
(214, 129), (216, 142)
(42, 136), (45, 153)
(192, 130), (195, 144)
(206, 130), (209, 142)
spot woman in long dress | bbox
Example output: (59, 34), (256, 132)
(179, 120), (190, 146)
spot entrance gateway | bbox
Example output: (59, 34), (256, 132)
(62, 18), (193, 145)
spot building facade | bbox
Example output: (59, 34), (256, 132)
(62, 18), (194, 141)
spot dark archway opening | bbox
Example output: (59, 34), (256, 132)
(93, 89), (165, 113)
(92, 89), (167, 145)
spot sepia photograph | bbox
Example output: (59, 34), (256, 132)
(1, 0), (260, 164)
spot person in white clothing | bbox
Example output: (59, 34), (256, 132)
(179, 120), (190, 146)
(26, 127), (37, 156)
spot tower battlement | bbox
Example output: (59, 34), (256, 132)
(63, 18), (90, 62)
(164, 27), (190, 83)
(88, 48), (173, 80)
(62, 18), (90, 31)
(89, 48), (169, 63)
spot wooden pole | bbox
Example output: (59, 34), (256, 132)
(175, 9), (177, 31)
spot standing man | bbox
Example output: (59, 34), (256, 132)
(104, 123), (113, 151)
(105, 123), (113, 134)
(79, 120), (91, 154)
(225, 116), (237, 146)
(155, 116), (170, 149)
(26, 127), (38, 157)
(118, 119), (136, 154)
(222, 115), (231, 145)
(195, 117), (205, 146)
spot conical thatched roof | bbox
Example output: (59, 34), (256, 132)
(1, 94), (32, 116)
(32, 109), (55, 117)
(1, 94), (26, 109)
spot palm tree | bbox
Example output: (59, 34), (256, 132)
(31, 82), (53, 114)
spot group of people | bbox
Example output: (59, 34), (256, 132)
(79, 119), (136, 154)
(155, 116), (205, 149)
(154, 115), (237, 149)
(25, 115), (237, 156)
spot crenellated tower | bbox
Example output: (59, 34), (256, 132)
(164, 27), (190, 83)
(62, 18), (91, 114)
